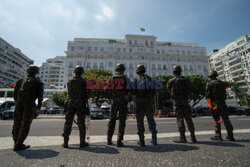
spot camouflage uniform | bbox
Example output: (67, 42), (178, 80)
(12, 65), (44, 151)
(206, 73), (234, 141)
(135, 73), (157, 146)
(167, 65), (196, 143)
(62, 66), (89, 148)
(106, 63), (129, 147)
(107, 73), (129, 147)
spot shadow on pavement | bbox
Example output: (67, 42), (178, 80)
(234, 139), (250, 143)
(68, 144), (119, 154)
(197, 141), (244, 147)
(17, 149), (59, 159)
(125, 144), (199, 153)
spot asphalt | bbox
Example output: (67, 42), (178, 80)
(0, 133), (249, 167)
(0, 116), (250, 166)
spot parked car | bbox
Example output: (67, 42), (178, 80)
(1, 106), (15, 120)
(0, 101), (15, 117)
(48, 107), (61, 114)
(90, 107), (106, 119)
(40, 107), (48, 114)
(228, 106), (245, 115)
(101, 106), (110, 118)
(244, 108), (250, 116)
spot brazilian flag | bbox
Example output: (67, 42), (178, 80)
(140, 28), (145, 32)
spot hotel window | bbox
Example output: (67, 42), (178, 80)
(151, 41), (154, 46)
(100, 63), (104, 69)
(145, 41), (148, 46)
(135, 40), (137, 45)
(86, 62), (90, 68)
(129, 40), (132, 45)
(123, 48), (126, 52)
(94, 47), (98, 51)
(93, 63), (98, 68)
(108, 62), (113, 67)
(129, 48), (132, 52)
(101, 47), (104, 51)
(88, 47), (92, 51)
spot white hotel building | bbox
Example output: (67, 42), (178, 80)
(38, 56), (66, 90)
(64, 34), (209, 85)
(209, 35), (250, 95)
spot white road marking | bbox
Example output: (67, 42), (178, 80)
(0, 129), (250, 150)
(238, 119), (250, 121)
(128, 122), (176, 125)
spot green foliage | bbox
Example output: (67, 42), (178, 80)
(153, 75), (173, 108)
(186, 75), (208, 106)
(82, 69), (113, 107)
(239, 95), (250, 107)
(154, 75), (208, 107)
(51, 91), (68, 108)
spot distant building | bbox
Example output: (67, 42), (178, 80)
(208, 35), (250, 95)
(38, 56), (66, 90)
(0, 37), (33, 87)
(65, 34), (208, 85)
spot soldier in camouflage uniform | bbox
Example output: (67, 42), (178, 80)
(206, 71), (235, 141)
(167, 65), (197, 143)
(12, 65), (44, 151)
(135, 64), (157, 147)
(107, 63), (129, 147)
(62, 66), (89, 148)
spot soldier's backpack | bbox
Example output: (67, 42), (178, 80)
(171, 76), (189, 99)
(18, 77), (35, 101)
(211, 80), (226, 101)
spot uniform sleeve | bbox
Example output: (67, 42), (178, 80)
(205, 82), (211, 98)
(14, 79), (22, 102)
(167, 79), (173, 94)
(37, 81), (44, 108)
(67, 81), (71, 98)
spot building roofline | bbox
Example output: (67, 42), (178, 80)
(208, 34), (250, 56)
(0, 36), (33, 62)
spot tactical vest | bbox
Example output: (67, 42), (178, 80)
(17, 77), (35, 101)
(136, 74), (155, 97)
(68, 77), (87, 100)
(210, 80), (226, 101)
(111, 74), (127, 100)
(170, 76), (189, 100)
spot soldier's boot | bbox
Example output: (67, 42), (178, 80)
(151, 128), (158, 145)
(190, 131), (197, 143)
(13, 144), (30, 151)
(226, 132), (235, 141)
(173, 132), (187, 143)
(211, 135), (223, 141)
(62, 137), (69, 148)
(107, 135), (113, 145)
(80, 141), (89, 148)
(137, 133), (145, 147)
(117, 140), (124, 147)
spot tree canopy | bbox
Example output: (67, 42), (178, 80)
(82, 69), (113, 107)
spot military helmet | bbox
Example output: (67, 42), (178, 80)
(115, 63), (125, 72)
(172, 65), (182, 73)
(26, 65), (39, 75)
(136, 64), (146, 74)
(74, 66), (84, 74)
(208, 71), (218, 78)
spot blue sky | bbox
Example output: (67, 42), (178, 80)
(0, 0), (249, 65)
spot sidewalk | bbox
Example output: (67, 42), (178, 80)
(0, 133), (250, 167)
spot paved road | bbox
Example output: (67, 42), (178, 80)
(0, 133), (250, 167)
(0, 116), (250, 137)
(1, 116), (250, 166)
